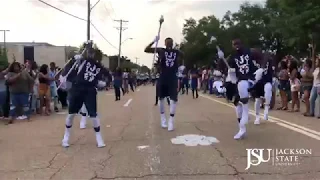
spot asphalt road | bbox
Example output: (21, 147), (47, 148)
(0, 85), (319, 180)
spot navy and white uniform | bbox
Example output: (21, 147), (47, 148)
(157, 48), (182, 101)
(229, 49), (255, 82)
(252, 54), (275, 123)
(228, 48), (257, 140)
(251, 59), (262, 98)
(229, 48), (255, 103)
(64, 58), (104, 117)
(252, 58), (274, 98)
(61, 53), (108, 148)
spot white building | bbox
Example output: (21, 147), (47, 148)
(0, 42), (78, 68)
(0, 42), (111, 68)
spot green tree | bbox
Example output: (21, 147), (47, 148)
(140, 65), (150, 73)
(180, 0), (320, 66)
(180, 15), (223, 68)
(266, 0), (320, 65)
(0, 48), (9, 70)
(78, 43), (103, 62)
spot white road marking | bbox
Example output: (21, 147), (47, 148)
(137, 89), (140, 92)
(171, 134), (220, 146)
(200, 94), (320, 141)
(145, 86), (160, 178)
(265, 115), (320, 136)
(123, 98), (133, 107)
(268, 119), (320, 141)
(137, 145), (149, 150)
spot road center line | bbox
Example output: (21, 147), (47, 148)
(268, 119), (320, 140)
(123, 98), (133, 107)
(200, 94), (320, 141)
(146, 86), (161, 177)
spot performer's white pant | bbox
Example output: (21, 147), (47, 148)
(237, 80), (249, 99)
(80, 104), (87, 114)
(236, 80), (250, 127)
(79, 104), (88, 129)
(254, 82), (272, 120)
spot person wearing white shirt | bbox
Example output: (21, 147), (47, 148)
(178, 65), (185, 93)
(49, 62), (59, 112)
(212, 69), (224, 97)
(201, 68), (209, 93)
(123, 71), (129, 94)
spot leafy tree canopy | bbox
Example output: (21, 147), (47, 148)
(180, 0), (320, 67)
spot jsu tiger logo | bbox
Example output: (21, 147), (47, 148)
(165, 51), (177, 67)
(235, 54), (250, 74)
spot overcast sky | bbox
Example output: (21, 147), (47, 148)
(1, 0), (264, 68)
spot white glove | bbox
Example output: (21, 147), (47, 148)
(74, 54), (82, 60)
(153, 36), (160, 43)
(217, 49), (224, 59)
(179, 65), (185, 71)
(59, 75), (66, 83)
(214, 70), (222, 76)
(58, 75), (67, 90)
(254, 68), (264, 82)
(228, 68), (236, 73)
(97, 81), (106, 88)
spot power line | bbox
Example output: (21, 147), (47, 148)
(37, 0), (118, 50)
(90, 22), (118, 50)
(91, 0), (101, 10)
(38, 0), (86, 21)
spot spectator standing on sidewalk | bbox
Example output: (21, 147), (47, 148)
(38, 64), (54, 116)
(6, 62), (34, 124)
(25, 60), (39, 114)
(49, 62), (59, 112)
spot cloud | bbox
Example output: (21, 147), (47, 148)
(1, 0), (265, 68)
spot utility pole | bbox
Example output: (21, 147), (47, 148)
(87, 0), (91, 41)
(0, 30), (10, 49)
(135, 57), (139, 64)
(86, 0), (101, 41)
(114, 19), (129, 67)
(135, 57), (139, 72)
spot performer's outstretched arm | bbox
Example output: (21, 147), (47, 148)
(144, 41), (162, 53)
